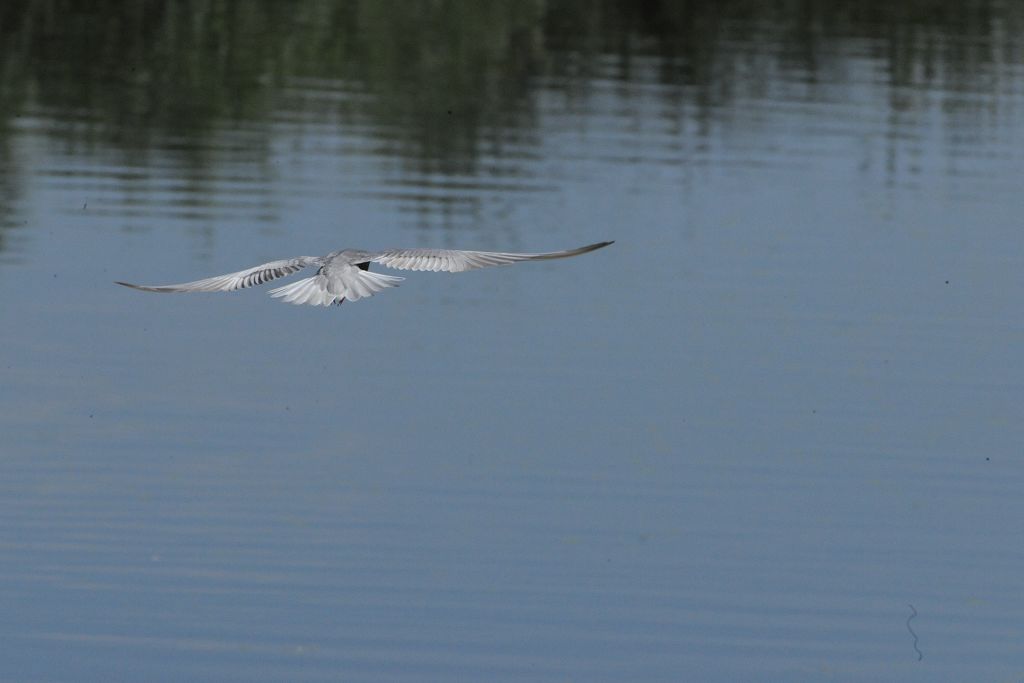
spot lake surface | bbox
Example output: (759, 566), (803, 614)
(2, 2), (1024, 681)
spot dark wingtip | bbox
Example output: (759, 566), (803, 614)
(115, 281), (171, 293)
(115, 281), (149, 291)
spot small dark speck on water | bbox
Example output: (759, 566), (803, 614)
(906, 604), (923, 661)
(945, 280), (950, 285)
(82, 202), (87, 210)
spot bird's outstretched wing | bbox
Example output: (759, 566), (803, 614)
(368, 241), (613, 273)
(115, 257), (319, 293)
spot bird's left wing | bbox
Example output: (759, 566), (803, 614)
(369, 241), (613, 273)
(116, 257), (320, 293)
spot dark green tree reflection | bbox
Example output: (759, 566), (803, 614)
(0, 0), (1022, 248)
(3, 0), (1020, 151)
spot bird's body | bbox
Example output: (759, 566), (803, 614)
(117, 241), (613, 307)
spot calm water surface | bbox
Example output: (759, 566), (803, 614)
(2, 2), (1024, 681)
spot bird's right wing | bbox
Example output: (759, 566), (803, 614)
(116, 257), (320, 293)
(369, 241), (614, 273)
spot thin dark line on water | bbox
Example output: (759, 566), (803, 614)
(906, 603), (923, 661)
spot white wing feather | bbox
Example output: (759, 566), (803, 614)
(369, 241), (613, 273)
(116, 257), (318, 293)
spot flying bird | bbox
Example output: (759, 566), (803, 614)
(116, 241), (613, 307)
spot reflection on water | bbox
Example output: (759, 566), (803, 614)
(1, 0), (1023, 247)
(3, 2), (1024, 682)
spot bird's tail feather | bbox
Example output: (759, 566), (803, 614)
(268, 271), (403, 307)
(268, 275), (337, 306)
(345, 270), (404, 301)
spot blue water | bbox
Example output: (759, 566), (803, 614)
(2, 4), (1024, 681)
